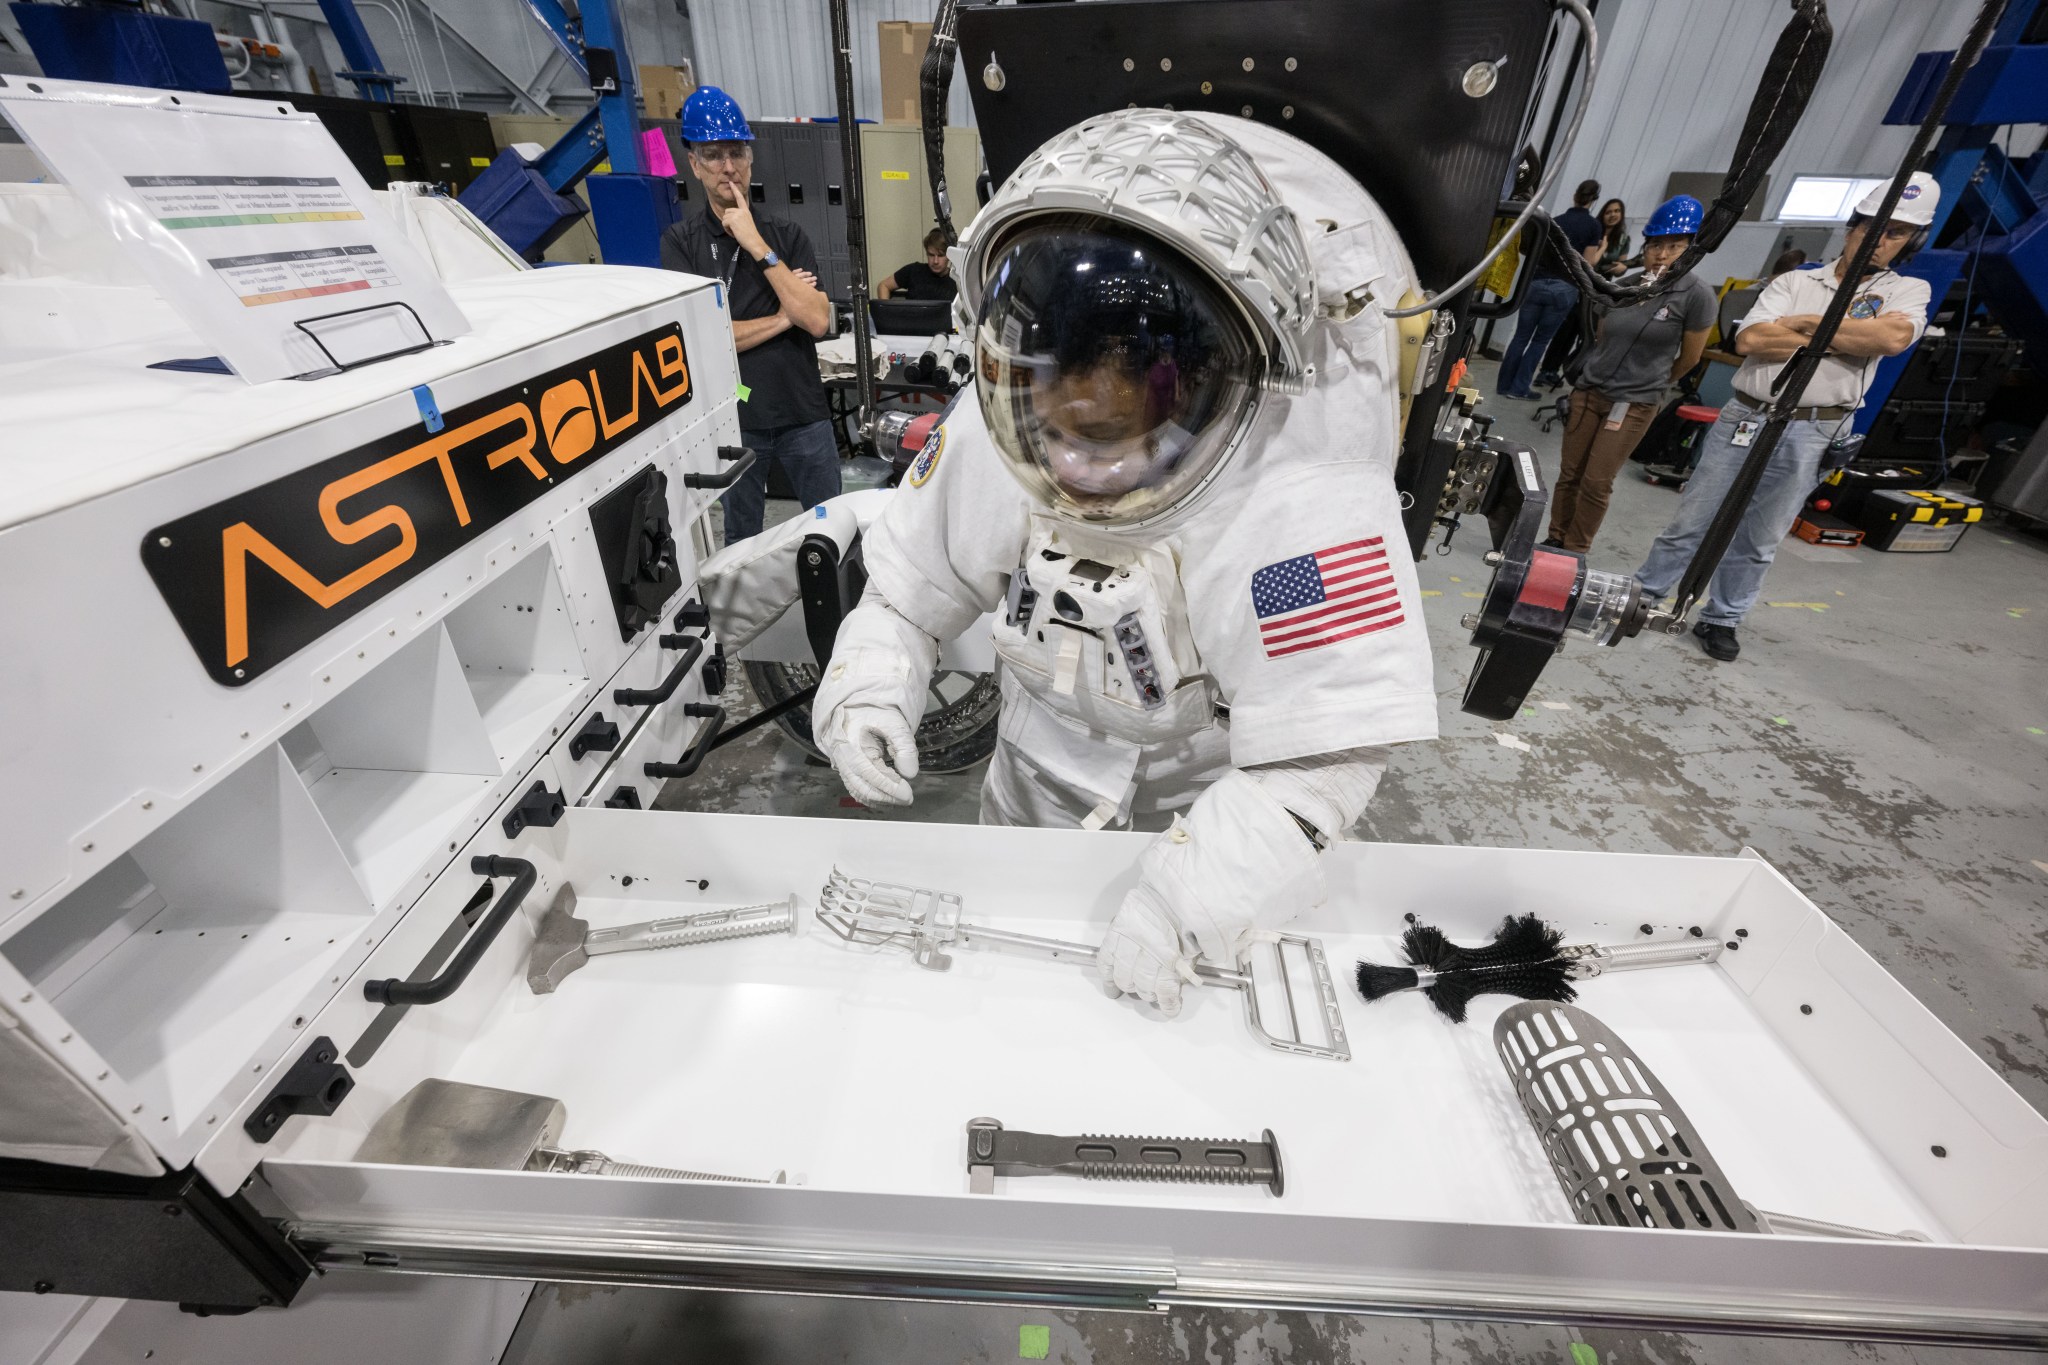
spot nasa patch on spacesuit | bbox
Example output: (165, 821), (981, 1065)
(907, 423), (946, 487)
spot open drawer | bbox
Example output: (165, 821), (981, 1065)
(236, 809), (2048, 1345)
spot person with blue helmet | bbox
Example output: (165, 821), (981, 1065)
(1543, 194), (1716, 554)
(1635, 172), (1939, 661)
(660, 86), (840, 544)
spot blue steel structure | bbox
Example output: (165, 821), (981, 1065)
(313, 0), (402, 101)
(10, 2), (232, 92)
(457, 0), (680, 266)
(1864, 0), (2048, 428)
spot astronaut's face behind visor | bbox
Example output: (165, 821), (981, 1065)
(975, 219), (1263, 527)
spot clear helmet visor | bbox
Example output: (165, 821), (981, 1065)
(974, 220), (1263, 527)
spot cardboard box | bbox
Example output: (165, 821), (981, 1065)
(878, 21), (930, 124)
(639, 61), (696, 121)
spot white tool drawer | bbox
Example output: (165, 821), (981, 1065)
(243, 810), (2048, 1343)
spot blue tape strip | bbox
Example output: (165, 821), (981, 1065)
(412, 383), (445, 434)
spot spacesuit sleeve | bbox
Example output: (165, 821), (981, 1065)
(1183, 459), (1438, 768)
(861, 397), (1032, 642)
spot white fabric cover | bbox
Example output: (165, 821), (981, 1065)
(697, 489), (892, 652)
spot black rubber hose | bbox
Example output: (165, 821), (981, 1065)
(921, 0), (962, 247)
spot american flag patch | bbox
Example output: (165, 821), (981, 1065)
(1251, 538), (1404, 658)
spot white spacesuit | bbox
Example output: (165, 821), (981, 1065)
(811, 110), (1438, 1014)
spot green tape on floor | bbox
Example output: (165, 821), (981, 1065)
(1019, 1324), (1050, 1359)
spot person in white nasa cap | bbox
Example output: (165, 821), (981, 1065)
(806, 108), (1438, 1017)
(1635, 172), (1940, 661)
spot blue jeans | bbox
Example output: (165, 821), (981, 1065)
(722, 419), (843, 544)
(1635, 398), (1833, 627)
(1498, 277), (1578, 397)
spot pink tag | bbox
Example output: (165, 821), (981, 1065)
(640, 127), (678, 178)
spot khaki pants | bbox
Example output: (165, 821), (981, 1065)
(1549, 387), (1658, 552)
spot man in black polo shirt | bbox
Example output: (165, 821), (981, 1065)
(659, 86), (838, 544)
(878, 227), (960, 303)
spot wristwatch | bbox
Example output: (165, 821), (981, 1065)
(755, 249), (781, 269)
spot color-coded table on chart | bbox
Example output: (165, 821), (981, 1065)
(234, 277), (376, 307)
(208, 243), (399, 309)
(159, 210), (365, 230)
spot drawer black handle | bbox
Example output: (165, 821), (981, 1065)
(613, 634), (704, 706)
(364, 856), (536, 1006)
(644, 703), (726, 779)
(683, 446), (756, 490)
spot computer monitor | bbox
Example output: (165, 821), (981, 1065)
(869, 298), (955, 337)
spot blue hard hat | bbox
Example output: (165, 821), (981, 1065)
(681, 85), (753, 144)
(1643, 194), (1704, 239)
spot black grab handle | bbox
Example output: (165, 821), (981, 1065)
(644, 703), (726, 779)
(614, 634), (704, 706)
(364, 856), (536, 1007)
(682, 446), (757, 490)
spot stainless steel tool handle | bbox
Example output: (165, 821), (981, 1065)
(584, 895), (799, 958)
(529, 1146), (779, 1183)
(958, 923), (1248, 987)
(1566, 939), (1724, 979)
(1747, 1204), (1929, 1242)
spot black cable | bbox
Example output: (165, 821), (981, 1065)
(920, 0), (962, 248)
(1666, 0), (2009, 619)
(1533, 0), (1834, 310)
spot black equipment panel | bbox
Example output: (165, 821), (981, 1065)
(588, 464), (685, 642)
(143, 325), (694, 686)
(957, 0), (1551, 291)
(0, 1157), (310, 1311)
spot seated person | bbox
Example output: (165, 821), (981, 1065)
(878, 228), (960, 301)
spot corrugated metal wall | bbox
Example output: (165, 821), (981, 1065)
(1545, 0), (1982, 280)
(691, 0), (977, 128)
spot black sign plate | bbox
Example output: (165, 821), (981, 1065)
(143, 324), (695, 686)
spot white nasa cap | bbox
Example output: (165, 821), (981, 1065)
(1855, 171), (1940, 227)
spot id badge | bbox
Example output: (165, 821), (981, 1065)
(1731, 419), (1761, 448)
(1602, 401), (1631, 431)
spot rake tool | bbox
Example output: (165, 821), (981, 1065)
(815, 868), (1349, 1061)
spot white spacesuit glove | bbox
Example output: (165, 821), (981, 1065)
(1096, 882), (1201, 1017)
(809, 596), (939, 809)
(1095, 749), (1391, 1015)
(823, 706), (919, 808)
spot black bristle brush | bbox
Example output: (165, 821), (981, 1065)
(1355, 914), (1574, 1023)
(1355, 914), (1726, 1023)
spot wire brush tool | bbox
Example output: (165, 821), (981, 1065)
(1355, 914), (1723, 1022)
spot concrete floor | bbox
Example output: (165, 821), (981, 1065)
(581, 355), (2048, 1364)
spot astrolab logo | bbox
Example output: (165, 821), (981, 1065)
(143, 325), (693, 685)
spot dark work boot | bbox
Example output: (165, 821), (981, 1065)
(1693, 620), (1740, 661)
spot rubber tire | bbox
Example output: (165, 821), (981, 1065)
(742, 660), (1000, 774)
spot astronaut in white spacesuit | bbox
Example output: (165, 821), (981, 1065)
(809, 109), (1438, 1016)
